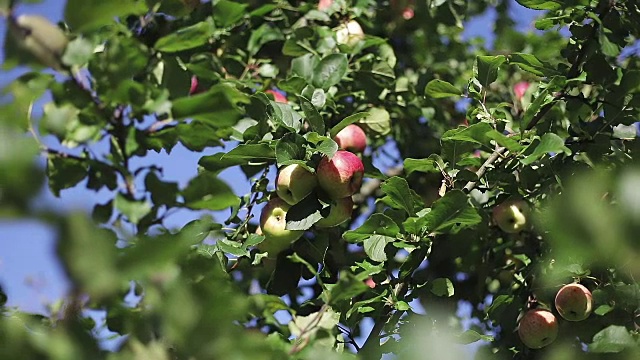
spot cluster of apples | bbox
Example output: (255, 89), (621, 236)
(518, 283), (594, 349)
(258, 124), (367, 255)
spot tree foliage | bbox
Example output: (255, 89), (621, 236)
(1, 0), (640, 359)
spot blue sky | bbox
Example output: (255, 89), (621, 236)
(0, 0), (541, 322)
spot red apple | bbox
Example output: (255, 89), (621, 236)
(189, 76), (204, 95)
(315, 196), (354, 227)
(258, 197), (304, 255)
(518, 309), (559, 349)
(265, 89), (287, 103)
(492, 199), (531, 234)
(513, 81), (530, 100)
(555, 283), (593, 321)
(318, 0), (333, 11)
(334, 124), (367, 153)
(276, 164), (317, 205)
(317, 151), (365, 200)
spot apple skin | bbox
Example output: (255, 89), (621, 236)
(315, 196), (354, 227)
(265, 89), (288, 103)
(518, 309), (559, 349)
(336, 20), (365, 47)
(334, 124), (367, 153)
(276, 164), (317, 205)
(513, 81), (530, 100)
(555, 283), (593, 321)
(258, 197), (304, 255)
(492, 199), (531, 233)
(317, 151), (365, 200)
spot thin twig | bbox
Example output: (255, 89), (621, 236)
(463, 146), (507, 193)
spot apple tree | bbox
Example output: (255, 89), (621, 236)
(1, 0), (640, 359)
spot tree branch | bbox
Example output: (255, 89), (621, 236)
(353, 166), (403, 204)
(463, 146), (507, 193)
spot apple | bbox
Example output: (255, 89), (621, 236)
(555, 283), (593, 321)
(317, 151), (365, 200)
(315, 196), (354, 227)
(265, 89), (288, 103)
(492, 199), (531, 233)
(276, 164), (317, 205)
(514, 81), (530, 100)
(334, 124), (367, 153)
(318, 0), (333, 11)
(189, 76), (205, 95)
(518, 309), (559, 349)
(336, 20), (365, 47)
(258, 197), (304, 255)
(8, 15), (68, 71)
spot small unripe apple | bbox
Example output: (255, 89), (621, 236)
(276, 164), (317, 205)
(513, 81), (530, 100)
(9, 15), (68, 71)
(258, 197), (304, 255)
(518, 309), (559, 349)
(315, 196), (354, 228)
(265, 89), (288, 103)
(555, 283), (593, 321)
(336, 20), (365, 47)
(334, 124), (367, 153)
(317, 151), (365, 200)
(492, 199), (531, 233)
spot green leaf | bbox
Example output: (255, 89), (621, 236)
(172, 84), (250, 127)
(213, 0), (248, 27)
(222, 143), (276, 161)
(380, 177), (416, 216)
(65, 0), (147, 32)
(291, 53), (319, 82)
(275, 133), (306, 166)
(182, 172), (239, 210)
(404, 155), (445, 175)
(594, 304), (614, 316)
(475, 55), (506, 87)
(360, 108), (391, 136)
(155, 20), (215, 53)
(515, 0), (561, 10)
(442, 123), (522, 152)
(269, 102), (303, 132)
(329, 112), (369, 138)
(145, 172), (178, 206)
(312, 54), (348, 90)
(114, 193), (151, 224)
(521, 133), (571, 165)
(247, 23), (284, 56)
(46, 156), (88, 197)
(61, 37), (95, 67)
(430, 278), (454, 297)
(455, 330), (494, 345)
(327, 271), (370, 305)
(344, 213), (400, 243)
(588, 325), (637, 353)
(299, 96), (325, 134)
(364, 235), (393, 262)
(405, 190), (481, 234)
(424, 79), (462, 98)
(509, 53), (560, 77)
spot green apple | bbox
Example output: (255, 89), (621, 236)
(555, 283), (593, 321)
(518, 309), (559, 349)
(315, 196), (354, 228)
(276, 164), (317, 205)
(258, 197), (304, 255)
(492, 199), (531, 233)
(317, 151), (365, 200)
(334, 124), (367, 153)
(8, 15), (68, 71)
(335, 20), (364, 47)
